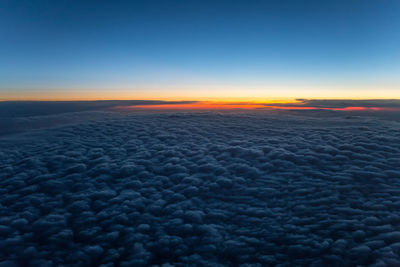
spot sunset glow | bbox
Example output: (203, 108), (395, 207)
(115, 102), (400, 111)
(1, 1), (400, 101)
(3, 1), (400, 265)
(117, 102), (267, 110)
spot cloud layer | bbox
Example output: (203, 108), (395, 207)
(0, 100), (197, 118)
(1, 111), (400, 266)
(295, 99), (400, 108)
(267, 99), (400, 111)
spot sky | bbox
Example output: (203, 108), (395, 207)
(1, 0), (400, 101)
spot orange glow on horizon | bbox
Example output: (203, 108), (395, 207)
(118, 103), (268, 110)
(115, 102), (400, 111)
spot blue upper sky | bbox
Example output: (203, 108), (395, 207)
(1, 0), (399, 100)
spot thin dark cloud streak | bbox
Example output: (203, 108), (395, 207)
(275, 99), (400, 109)
(0, 100), (198, 118)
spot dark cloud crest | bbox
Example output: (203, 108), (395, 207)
(283, 99), (400, 108)
(0, 101), (198, 136)
(0, 100), (198, 118)
(0, 111), (400, 265)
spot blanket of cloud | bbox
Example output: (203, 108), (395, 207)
(1, 110), (400, 266)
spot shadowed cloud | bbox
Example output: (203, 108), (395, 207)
(0, 100), (198, 118)
(266, 99), (400, 111)
(1, 111), (400, 265)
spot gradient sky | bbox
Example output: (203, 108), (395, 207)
(1, 0), (400, 100)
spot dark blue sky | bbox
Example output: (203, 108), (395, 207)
(1, 0), (399, 100)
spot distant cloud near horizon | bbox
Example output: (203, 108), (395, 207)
(293, 99), (400, 108)
(260, 99), (400, 111)
(2, 99), (400, 118)
(0, 100), (198, 118)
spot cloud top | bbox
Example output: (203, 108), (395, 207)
(1, 111), (400, 265)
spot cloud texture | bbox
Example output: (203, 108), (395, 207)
(1, 111), (400, 266)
